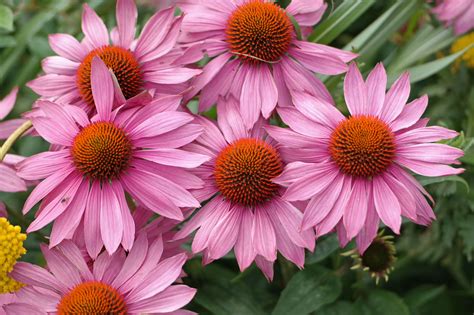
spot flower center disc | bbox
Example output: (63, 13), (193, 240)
(361, 240), (393, 273)
(329, 115), (395, 178)
(226, 1), (293, 63)
(0, 217), (26, 294)
(57, 281), (127, 315)
(215, 138), (283, 206)
(72, 122), (132, 180)
(77, 46), (143, 106)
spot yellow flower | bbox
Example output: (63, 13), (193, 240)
(0, 217), (26, 293)
(451, 32), (474, 69)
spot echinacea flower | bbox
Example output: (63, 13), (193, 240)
(267, 62), (464, 253)
(0, 88), (27, 193)
(177, 0), (356, 127)
(17, 58), (208, 258)
(27, 0), (201, 111)
(432, 0), (474, 35)
(175, 97), (315, 281)
(4, 234), (196, 314)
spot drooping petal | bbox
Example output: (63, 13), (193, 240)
(372, 176), (401, 234)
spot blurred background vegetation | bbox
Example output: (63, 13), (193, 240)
(0, 0), (473, 314)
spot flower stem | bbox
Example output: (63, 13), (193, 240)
(0, 120), (32, 161)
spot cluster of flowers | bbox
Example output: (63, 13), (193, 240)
(0, 0), (468, 313)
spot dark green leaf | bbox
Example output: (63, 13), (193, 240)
(272, 265), (341, 315)
(359, 290), (410, 315)
(306, 234), (339, 264)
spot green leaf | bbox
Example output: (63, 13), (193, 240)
(0, 35), (16, 47)
(308, 0), (375, 44)
(192, 265), (267, 315)
(272, 265), (341, 315)
(344, 0), (422, 63)
(388, 25), (455, 74)
(319, 301), (361, 315)
(389, 44), (474, 84)
(404, 285), (446, 313)
(306, 234), (339, 264)
(418, 175), (469, 193)
(0, 5), (14, 32)
(359, 290), (410, 315)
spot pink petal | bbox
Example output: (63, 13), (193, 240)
(135, 148), (210, 168)
(365, 62), (387, 116)
(84, 182), (104, 259)
(135, 8), (175, 59)
(22, 167), (74, 214)
(207, 206), (242, 260)
(127, 253), (187, 303)
(49, 179), (88, 247)
(380, 72), (410, 123)
(391, 95), (427, 132)
(290, 47), (349, 75)
(283, 164), (338, 201)
(11, 262), (67, 294)
(128, 111), (194, 140)
(344, 62), (367, 116)
(42, 56), (79, 75)
(0, 87), (18, 120)
(0, 164), (26, 192)
(40, 245), (82, 290)
(277, 106), (332, 138)
(111, 232), (149, 289)
(128, 285), (196, 314)
(355, 196), (379, 254)
(253, 207), (277, 262)
(217, 96), (249, 143)
(27, 74), (76, 97)
(100, 183), (123, 254)
(292, 91), (345, 129)
(121, 169), (184, 220)
(91, 57), (114, 121)
(116, 0), (137, 49)
(265, 125), (316, 148)
(343, 178), (368, 239)
(111, 181), (135, 251)
(48, 33), (86, 62)
(372, 176), (401, 234)
(255, 256), (274, 281)
(234, 208), (257, 271)
(302, 173), (344, 230)
(315, 175), (351, 236)
(82, 4), (109, 48)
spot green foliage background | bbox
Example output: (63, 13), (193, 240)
(0, 0), (473, 314)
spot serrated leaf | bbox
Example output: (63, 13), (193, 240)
(272, 265), (341, 315)
(0, 5), (13, 32)
(309, 0), (375, 44)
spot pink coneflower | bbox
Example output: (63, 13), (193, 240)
(177, 0), (356, 127)
(17, 57), (208, 258)
(27, 0), (201, 110)
(5, 236), (196, 314)
(432, 0), (474, 35)
(0, 88), (27, 193)
(267, 63), (464, 253)
(175, 97), (315, 281)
